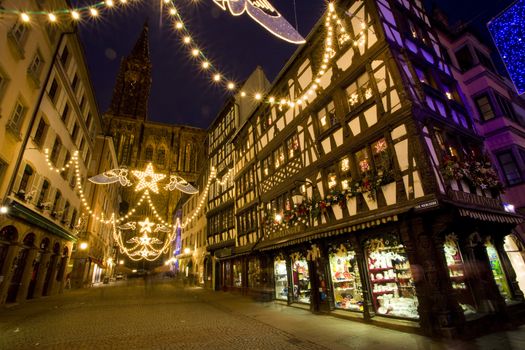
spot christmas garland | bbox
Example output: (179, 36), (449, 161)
(441, 155), (504, 194)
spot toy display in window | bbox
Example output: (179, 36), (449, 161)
(329, 244), (363, 311)
(486, 242), (512, 302)
(274, 259), (288, 301)
(365, 237), (419, 319)
(292, 256), (311, 304)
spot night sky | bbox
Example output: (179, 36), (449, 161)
(76, 0), (515, 129)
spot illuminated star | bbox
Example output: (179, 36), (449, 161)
(132, 163), (166, 193)
(138, 217), (155, 233)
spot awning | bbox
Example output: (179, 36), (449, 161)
(458, 208), (523, 224)
(258, 214), (399, 252)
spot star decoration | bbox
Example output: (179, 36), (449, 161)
(138, 217), (155, 233)
(132, 163), (166, 193)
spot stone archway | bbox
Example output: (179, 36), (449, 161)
(6, 233), (35, 303)
(42, 242), (60, 296)
(27, 237), (51, 299)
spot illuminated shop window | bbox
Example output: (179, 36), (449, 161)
(365, 236), (419, 319)
(486, 241), (512, 302)
(274, 258), (288, 301)
(329, 243), (363, 312)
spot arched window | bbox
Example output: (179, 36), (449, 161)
(157, 147), (166, 166)
(145, 145), (153, 162)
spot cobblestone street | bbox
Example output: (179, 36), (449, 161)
(0, 279), (522, 349)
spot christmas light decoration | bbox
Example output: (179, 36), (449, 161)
(132, 163), (166, 193)
(212, 0), (306, 44)
(488, 0), (525, 95)
(164, 175), (199, 194)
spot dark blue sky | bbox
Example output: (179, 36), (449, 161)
(77, 0), (515, 129)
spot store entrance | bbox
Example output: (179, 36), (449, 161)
(291, 255), (310, 304)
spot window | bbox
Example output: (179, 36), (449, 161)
(62, 201), (70, 222)
(71, 122), (79, 141)
(0, 159), (7, 191)
(474, 94), (495, 121)
(33, 117), (48, 147)
(61, 103), (70, 123)
(38, 180), (49, 207)
(50, 138), (62, 165)
(355, 147), (371, 175)
(0, 68), (8, 100)
(52, 191), (62, 213)
(495, 94), (518, 123)
(78, 137), (85, 153)
(497, 151), (522, 185)
(262, 156), (272, 177)
(273, 145), (285, 169)
(19, 165), (33, 194)
(318, 100), (337, 132)
(345, 72), (372, 111)
(7, 99), (27, 133)
(71, 74), (78, 91)
(455, 46), (474, 72)
(27, 51), (43, 77)
(372, 138), (391, 175)
(339, 157), (353, 190)
(48, 79), (59, 102)
(85, 112), (92, 129)
(70, 209), (77, 228)
(10, 20), (27, 46)
(145, 145), (153, 161)
(286, 134), (300, 159)
(157, 147), (166, 165)
(60, 46), (69, 67)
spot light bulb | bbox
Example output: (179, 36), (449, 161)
(48, 13), (57, 22)
(202, 61), (210, 69)
(21, 13), (30, 22)
(227, 82), (235, 90)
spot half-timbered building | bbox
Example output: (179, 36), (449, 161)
(225, 0), (524, 337)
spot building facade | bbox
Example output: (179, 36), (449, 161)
(213, 0), (524, 338)
(0, 1), (106, 303)
(206, 67), (269, 292)
(436, 17), (525, 293)
(103, 24), (207, 270)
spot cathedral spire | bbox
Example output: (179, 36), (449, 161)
(107, 23), (152, 121)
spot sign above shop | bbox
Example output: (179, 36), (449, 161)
(268, 224), (305, 241)
(414, 199), (439, 212)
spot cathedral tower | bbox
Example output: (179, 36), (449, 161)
(108, 23), (151, 120)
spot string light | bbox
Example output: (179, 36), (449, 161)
(132, 163), (166, 194)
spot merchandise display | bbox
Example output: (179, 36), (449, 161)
(274, 260), (288, 301)
(366, 238), (419, 319)
(233, 260), (242, 288)
(329, 245), (363, 311)
(292, 258), (311, 304)
(486, 243), (512, 302)
(444, 235), (477, 314)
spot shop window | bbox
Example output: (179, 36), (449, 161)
(486, 241), (512, 302)
(318, 100), (337, 133)
(291, 254), (310, 304)
(329, 243), (363, 311)
(443, 234), (477, 315)
(474, 93), (495, 122)
(274, 258), (288, 301)
(497, 151), (522, 185)
(345, 72), (372, 111)
(223, 261), (232, 287)
(248, 257), (262, 288)
(455, 45), (474, 72)
(233, 259), (242, 288)
(365, 236), (419, 319)
(503, 235), (525, 294)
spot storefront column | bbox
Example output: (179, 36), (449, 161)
(0, 244), (21, 304)
(15, 247), (38, 302)
(494, 235), (524, 301)
(351, 236), (374, 321)
(405, 218), (465, 337)
(285, 255), (293, 305)
(33, 252), (52, 298)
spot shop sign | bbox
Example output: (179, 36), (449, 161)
(414, 199), (439, 211)
(268, 224), (305, 241)
(215, 248), (232, 258)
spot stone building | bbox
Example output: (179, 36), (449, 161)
(0, 1), (106, 303)
(103, 24), (207, 269)
(215, 0), (524, 338)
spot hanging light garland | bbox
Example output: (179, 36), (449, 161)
(0, 0), (137, 24)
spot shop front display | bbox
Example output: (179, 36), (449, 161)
(233, 259), (242, 288)
(291, 253), (311, 304)
(503, 235), (525, 293)
(328, 243), (364, 311)
(365, 237), (419, 319)
(274, 258), (288, 301)
(443, 234), (477, 315)
(486, 241), (512, 302)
